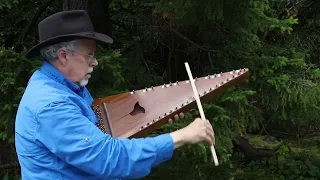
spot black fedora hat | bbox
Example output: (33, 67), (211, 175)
(25, 10), (113, 59)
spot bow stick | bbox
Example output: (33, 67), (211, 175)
(184, 62), (219, 166)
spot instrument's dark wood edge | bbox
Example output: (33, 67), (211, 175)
(102, 102), (115, 136)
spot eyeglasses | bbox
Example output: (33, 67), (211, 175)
(69, 50), (97, 64)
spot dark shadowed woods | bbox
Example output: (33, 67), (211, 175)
(0, 0), (319, 179)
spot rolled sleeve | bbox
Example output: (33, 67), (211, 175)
(34, 99), (174, 179)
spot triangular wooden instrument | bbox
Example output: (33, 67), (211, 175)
(92, 68), (249, 138)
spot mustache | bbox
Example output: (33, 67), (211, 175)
(87, 68), (93, 74)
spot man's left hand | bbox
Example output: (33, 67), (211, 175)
(168, 112), (184, 124)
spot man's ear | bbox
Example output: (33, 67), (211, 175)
(57, 49), (68, 66)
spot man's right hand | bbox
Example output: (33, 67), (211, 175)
(170, 118), (215, 149)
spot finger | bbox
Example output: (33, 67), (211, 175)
(206, 120), (214, 133)
(204, 127), (214, 146)
(168, 118), (173, 124)
(174, 114), (179, 120)
(199, 122), (213, 146)
(206, 122), (215, 145)
(179, 112), (184, 118)
(202, 130), (213, 146)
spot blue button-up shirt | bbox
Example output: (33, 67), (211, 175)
(15, 61), (174, 180)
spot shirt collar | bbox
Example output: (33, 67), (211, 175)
(40, 60), (84, 95)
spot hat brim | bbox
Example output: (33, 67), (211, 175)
(25, 31), (113, 59)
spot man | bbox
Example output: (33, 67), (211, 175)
(15, 10), (215, 179)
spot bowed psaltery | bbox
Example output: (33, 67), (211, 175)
(92, 63), (250, 166)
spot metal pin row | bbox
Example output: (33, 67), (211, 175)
(132, 68), (246, 95)
(205, 73), (224, 79)
(162, 81), (179, 88)
(229, 68), (247, 74)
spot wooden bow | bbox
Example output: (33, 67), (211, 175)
(184, 62), (219, 166)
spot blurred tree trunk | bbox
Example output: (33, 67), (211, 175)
(63, 0), (88, 10)
(62, 0), (112, 38)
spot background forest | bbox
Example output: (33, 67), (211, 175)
(0, 0), (319, 179)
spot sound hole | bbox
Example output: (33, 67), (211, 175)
(129, 101), (145, 115)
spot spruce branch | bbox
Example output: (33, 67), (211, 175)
(166, 26), (217, 53)
(16, 0), (55, 50)
(0, 162), (20, 170)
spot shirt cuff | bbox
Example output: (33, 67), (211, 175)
(152, 133), (174, 166)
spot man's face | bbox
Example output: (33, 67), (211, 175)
(61, 39), (98, 87)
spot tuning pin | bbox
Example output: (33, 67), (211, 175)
(131, 90), (135, 94)
(204, 90), (207, 94)
(205, 75), (210, 79)
(186, 80), (190, 83)
(164, 113), (167, 116)
(175, 107), (178, 110)
(162, 84), (165, 88)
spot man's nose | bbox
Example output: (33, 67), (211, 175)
(90, 58), (98, 67)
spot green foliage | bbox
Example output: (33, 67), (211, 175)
(0, 0), (319, 179)
(143, 135), (320, 179)
(0, 0), (19, 10)
(246, 47), (320, 126)
(86, 48), (127, 97)
(232, 150), (320, 180)
(0, 48), (40, 143)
